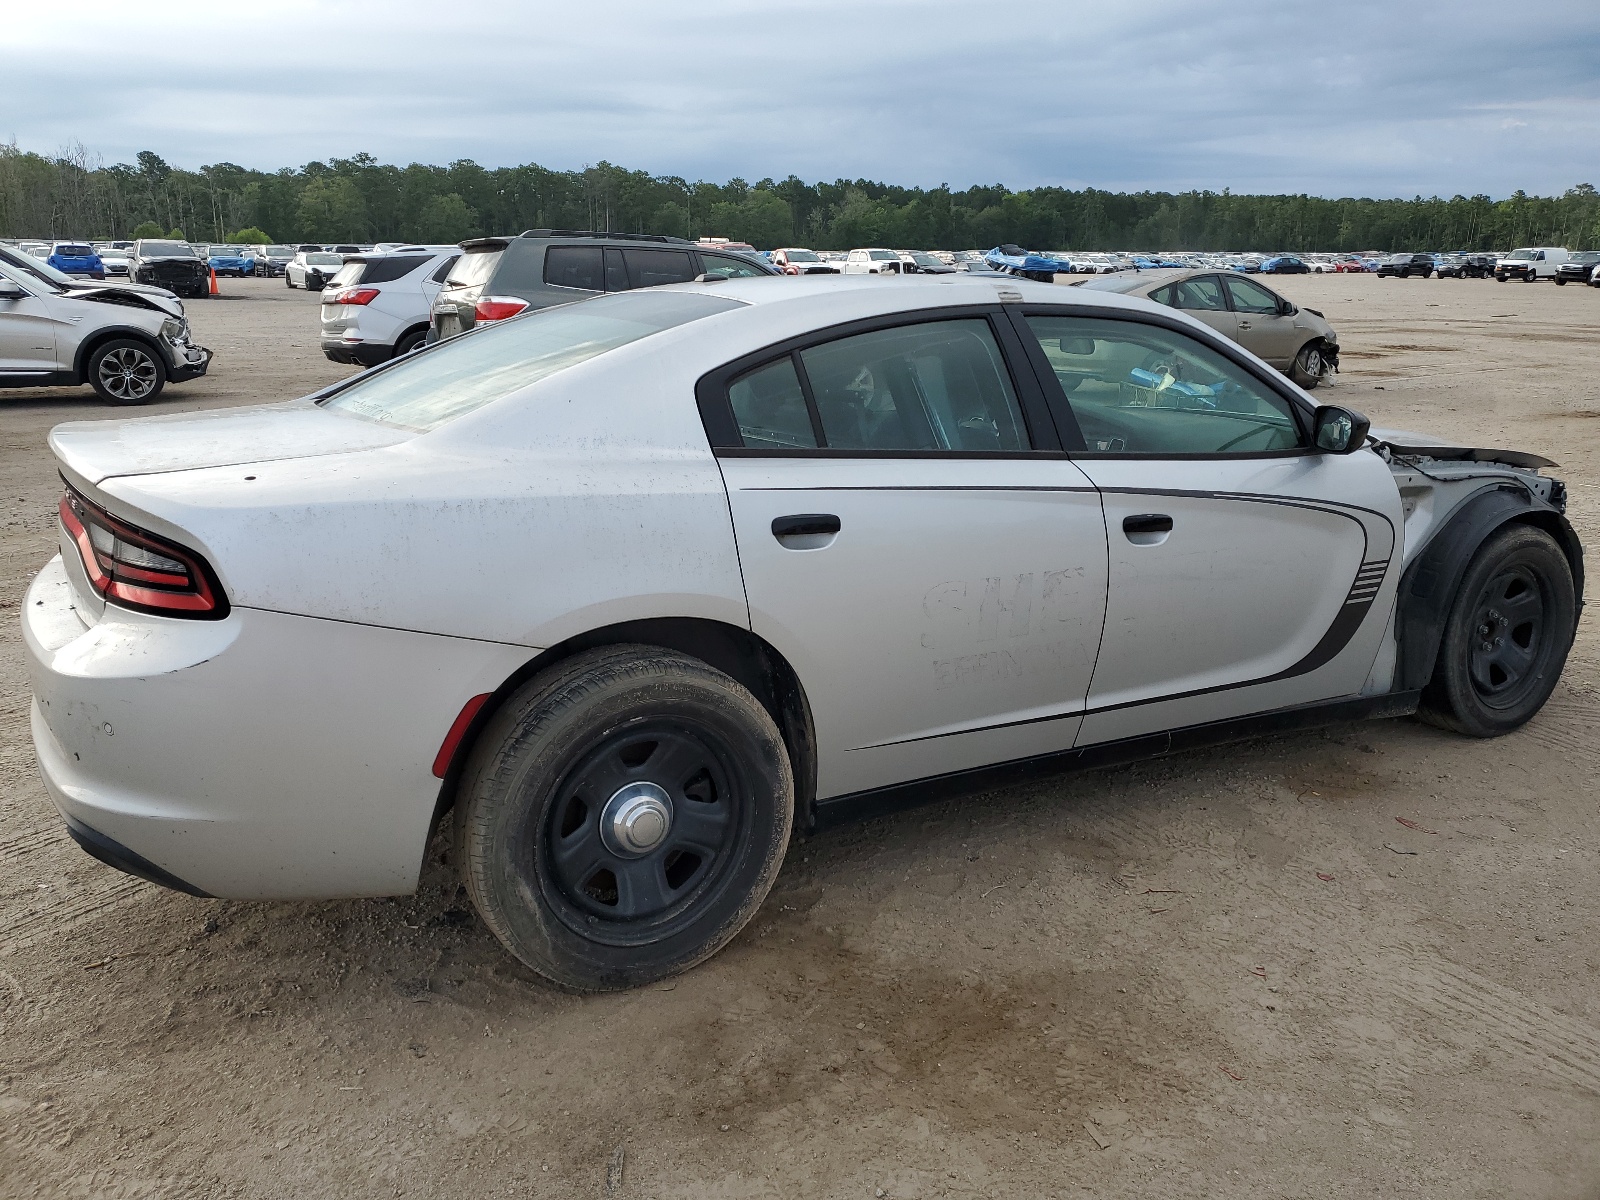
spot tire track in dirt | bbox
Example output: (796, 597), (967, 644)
(1, 876), (149, 954)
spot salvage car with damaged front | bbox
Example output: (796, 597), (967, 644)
(0, 257), (211, 403)
(23, 276), (1581, 993)
(128, 240), (211, 298)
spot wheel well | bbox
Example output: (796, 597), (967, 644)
(430, 617), (819, 839)
(72, 327), (165, 383)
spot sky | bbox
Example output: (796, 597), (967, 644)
(7, 0), (1599, 198)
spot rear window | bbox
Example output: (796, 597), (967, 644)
(544, 245), (604, 291)
(326, 262), (365, 288)
(446, 247), (503, 289)
(320, 291), (742, 432)
(306, 253), (342, 266)
(55, 245), (93, 257)
(349, 255), (429, 285)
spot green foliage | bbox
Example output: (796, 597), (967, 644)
(2, 141), (1597, 253)
(417, 193), (475, 243)
(166, 227), (185, 239)
(130, 220), (163, 239)
(228, 226), (271, 244)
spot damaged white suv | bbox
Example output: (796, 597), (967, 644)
(0, 259), (211, 404)
(23, 277), (1582, 991)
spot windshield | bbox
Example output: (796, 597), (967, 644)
(321, 291), (741, 432)
(783, 249), (821, 262)
(211, 246), (245, 256)
(142, 241), (195, 257)
(1505, 249), (1535, 261)
(1571, 251), (1600, 264)
(912, 253), (942, 266)
(266, 245), (293, 256)
(0, 261), (63, 295)
(306, 253), (342, 266)
(0, 245), (75, 286)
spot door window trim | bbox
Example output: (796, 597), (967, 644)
(1002, 304), (1318, 460)
(695, 305), (1064, 458)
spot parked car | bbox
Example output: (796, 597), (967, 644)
(842, 248), (905, 274)
(320, 249), (461, 365)
(427, 229), (778, 343)
(1433, 254), (1471, 278)
(0, 257), (210, 404)
(900, 251), (958, 274)
(128, 240), (211, 298)
(23, 275), (1580, 992)
(1075, 267), (1339, 387)
(327, 244), (362, 255)
(285, 251), (345, 290)
(247, 245), (295, 277)
(1376, 253), (1434, 279)
(770, 248), (839, 275)
(98, 247), (131, 277)
(1259, 256), (1310, 274)
(207, 246), (257, 278)
(46, 243), (105, 279)
(1496, 247), (1569, 282)
(1331, 258), (1372, 273)
(1553, 251), (1600, 285)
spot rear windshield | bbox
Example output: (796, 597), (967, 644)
(326, 263), (365, 288)
(55, 245), (93, 256)
(445, 247), (502, 289)
(306, 253), (342, 266)
(319, 290), (742, 432)
(334, 255), (429, 287)
(141, 241), (194, 257)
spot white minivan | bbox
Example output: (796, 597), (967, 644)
(1496, 247), (1568, 282)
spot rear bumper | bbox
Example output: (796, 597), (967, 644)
(24, 555), (528, 899)
(321, 338), (392, 366)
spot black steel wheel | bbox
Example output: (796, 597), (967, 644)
(1419, 525), (1577, 737)
(87, 338), (166, 405)
(456, 645), (794, 991)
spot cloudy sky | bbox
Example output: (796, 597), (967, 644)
(7, 0), (1598, 197)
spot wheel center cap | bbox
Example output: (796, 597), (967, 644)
(600, 782), (672, 857)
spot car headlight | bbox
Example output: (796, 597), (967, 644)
(160, 318), (184, 341)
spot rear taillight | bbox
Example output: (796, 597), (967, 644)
(59, 484), (227, 619)
(325, 287), (380, 306)
(474, 295), (529, 322)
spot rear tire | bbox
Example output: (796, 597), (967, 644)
(87, 338), (166, 405)
(393, 328), (427, 358)
(1418, 525), (1576, 738)
(456, 645), (794, 992)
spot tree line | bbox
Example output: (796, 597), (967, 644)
(3, 141), (1597, 253)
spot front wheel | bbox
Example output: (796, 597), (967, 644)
(1555, 277), (1567, 285)
(87, 338), (166, 405)
(1290, 342), (1326, 388)
(1418, 525), (1576, 738)
(456, 645), (794, 992)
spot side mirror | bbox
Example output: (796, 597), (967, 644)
(1313, 405), (1370, 454)
(0, 283), (27, 301)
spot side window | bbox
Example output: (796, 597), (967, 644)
(1156, 275), (1226, 311)
(624, 249), (696, 288)
(544, 246), (604, 291)
(699, 253), (767, 279)
(1022, 315), (1304, 455)
(429, 254), (460, 283)
(1223, 276), (1281, 315)
(795, 319), (1028, 452)
(604, 248), (628, 292)
(727, 357), (818, 449)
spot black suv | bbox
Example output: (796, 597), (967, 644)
(428, 230), (779, 342)
(127, 239), (211, 298)
(1555, 250), (1600, 286)
(1375, 253), (1435, 279)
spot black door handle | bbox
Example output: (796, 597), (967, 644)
(1122, 514), (1173, 535)
(772, 513), (841, 539)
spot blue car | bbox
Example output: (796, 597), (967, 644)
(207, 246), (258, 277)
(46, 242), (104, 279)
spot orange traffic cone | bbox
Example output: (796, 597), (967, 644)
(208, 267), (219, 296)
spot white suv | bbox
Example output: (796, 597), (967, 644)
(319, 248), (461, 366)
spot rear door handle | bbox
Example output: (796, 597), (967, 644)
(771, 513), (841, 539)
(1122, 514), (1173, 536)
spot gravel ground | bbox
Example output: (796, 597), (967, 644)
(1, 274), (1597, 1199)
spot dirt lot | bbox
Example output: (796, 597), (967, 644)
(2, 274), (1598, 1199)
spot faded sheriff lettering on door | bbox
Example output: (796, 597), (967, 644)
(922, 567), (1096, 689)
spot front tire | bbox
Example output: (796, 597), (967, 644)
(1418, 525), (1576, 738)
(1290, 342), (1326, 389)
(87, 338), (166, 405)
(456, 646), (794, 992)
